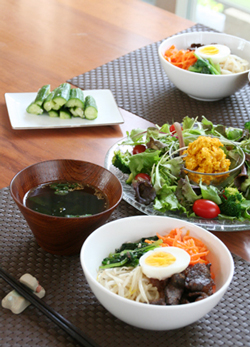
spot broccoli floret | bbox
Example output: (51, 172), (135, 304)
(223, 187), (244, 201)
(112, 149), (131, 174)
(219, 187), (245, 218)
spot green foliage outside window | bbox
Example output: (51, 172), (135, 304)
(198, 0), (224, 12)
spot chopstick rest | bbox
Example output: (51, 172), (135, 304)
(2, 273), (45, 314)
(0, 268), (99, 347)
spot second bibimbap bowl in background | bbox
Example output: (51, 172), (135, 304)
(80, 215), (234, 330)
(158, 31), (250, 101)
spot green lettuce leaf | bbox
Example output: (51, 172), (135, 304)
(151, 156), (183, 192)
(182, 116), (197, 130)
(128, 149), (161, 178)
(122, 128), (146, 145)
(226, 127), (243, 141)
(154, 185), (186, 213)
(199, 181), (222, 205)
(159, 123), (171, 134)
(182, 177), (202, 203)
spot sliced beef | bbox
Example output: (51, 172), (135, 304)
(186, 291), (209, 302)
(149, 278), (168, 296)
(149, 263), (214, 306)
(165, 272), (186, 305)
(185, 263), (214, 296)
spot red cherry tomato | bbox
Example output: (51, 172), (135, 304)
(132, 144), (146, 155)
(169, 124), (183, 135)
(169, 124), (176, 134)
(135, 173), (151, 182)
(193, 199), (220, 219)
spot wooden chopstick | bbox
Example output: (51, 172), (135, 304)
(0, 267), (99, 347)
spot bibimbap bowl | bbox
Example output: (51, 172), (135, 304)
(158, 32), (250, 101)
(80, 215), (234, 330)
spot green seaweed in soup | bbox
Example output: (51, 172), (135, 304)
(23, 181), (108, 217)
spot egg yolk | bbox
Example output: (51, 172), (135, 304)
(199, 46), (219, 56)
(145, 252), (176, 267)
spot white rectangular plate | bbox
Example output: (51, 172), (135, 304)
(5, 89), (124, 129)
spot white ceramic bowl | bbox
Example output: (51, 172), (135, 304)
(80, 215), (234, 330)
(158, 32), (250, 101)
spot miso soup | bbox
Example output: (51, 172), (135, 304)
(23, 181), (108, 217)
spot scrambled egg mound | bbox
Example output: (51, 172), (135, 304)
(183, 136), (231, 185)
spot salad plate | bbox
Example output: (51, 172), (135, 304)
(104, 136), (250, 232)
(5, 89), (124, 130)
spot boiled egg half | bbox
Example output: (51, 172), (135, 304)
(196, 44), (230, 64)
(139, 247), (190, 280)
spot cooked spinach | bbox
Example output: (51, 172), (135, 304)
(100, 237), (162, 269)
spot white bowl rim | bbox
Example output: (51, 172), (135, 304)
(158, 31), (250, 77)
(80, 215), (234, 311)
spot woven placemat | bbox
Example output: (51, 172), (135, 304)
(0, 186), (250, 347)
(68, 23), (250, 129)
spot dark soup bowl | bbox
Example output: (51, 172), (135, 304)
(10, 159), (122, 255)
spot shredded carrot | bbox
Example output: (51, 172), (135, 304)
(144, 239), (155, 244)
(163, 45), (197, 70)
(153, 228), (210, 265)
